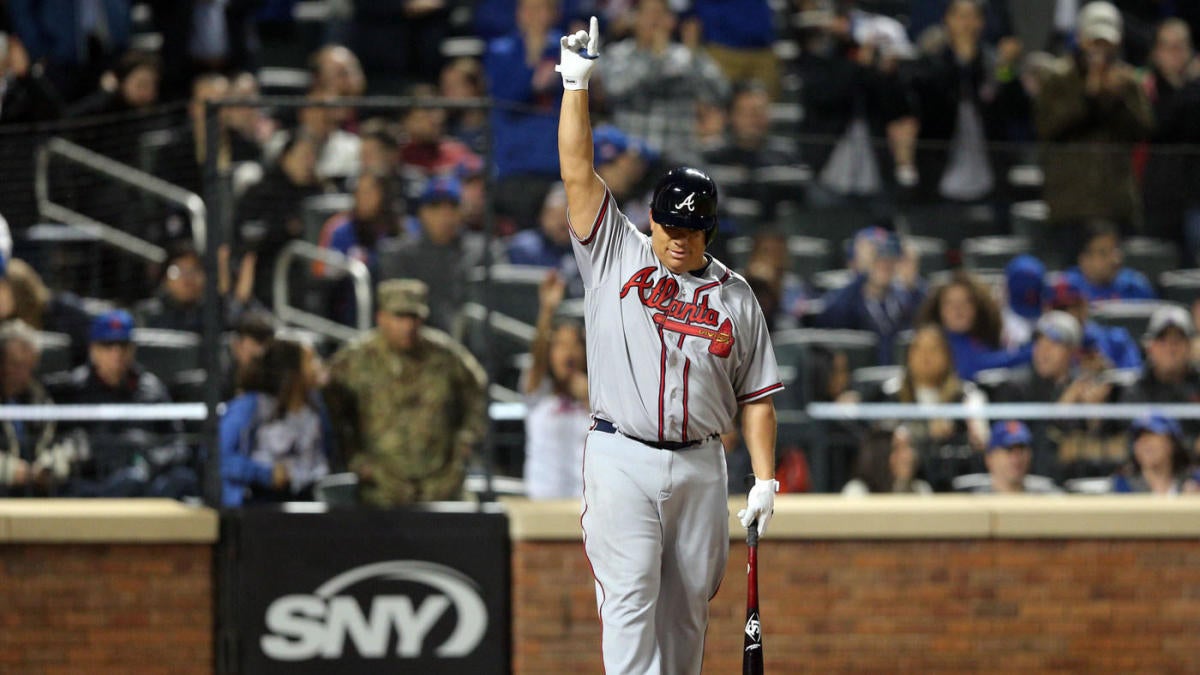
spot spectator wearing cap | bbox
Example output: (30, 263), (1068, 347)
(1001, 254), (1045, 349)
(1061, 221), (1155, 303)
(915, 270), (1031, 380)
(135, 241), (259, 334)
(46, 310), (195, 499)
(600, 0), (731, 166)
(953, 421), (1061, 494)
(995, 310), (1112, 477)
(592, 124), (657, 229)
(378, 176), (485, 333)
(325, 279), (487, 507)
(221, 309), (276, 401)
(1111, 413), (1197, 494)
(1119, 305), (1200, 437)
(1047, 276), (1142, 371)
(1035, 1), (1153, 254)
(813, 227), (925, 365)
(506, 183), (582, 295)
(702, 81), (809, 234)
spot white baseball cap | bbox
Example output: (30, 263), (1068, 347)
(1078, 1), (1123, 45)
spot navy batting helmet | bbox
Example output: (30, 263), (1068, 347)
(651, 167), (718, 243)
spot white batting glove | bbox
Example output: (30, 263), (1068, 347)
(556, 15), (600, 91)
(738, 478), (779, 537)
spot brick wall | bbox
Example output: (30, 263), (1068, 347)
(513, 539), (1200, 673)
(0, 544), (212, 675)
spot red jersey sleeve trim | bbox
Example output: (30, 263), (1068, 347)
(570, 189), (611, 246)
(737, 383), (784, 403)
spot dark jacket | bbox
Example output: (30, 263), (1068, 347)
(1143, 71), (1200, 243)
(810, 274), (924, 365)
(0, 72), (64, 125)
(1034, 54), (1153, 228)
(908, 45), (1031, 201)
(796, 42), (913, 176)
(1119, 364), (1200, 440)
(7, 0), (131, 66)
(236, 167), (325, 306)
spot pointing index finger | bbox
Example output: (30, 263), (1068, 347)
(588, 15), (600, 55)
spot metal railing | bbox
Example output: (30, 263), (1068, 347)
(272, 239), (373, 343)
(35, 136), (207, 263)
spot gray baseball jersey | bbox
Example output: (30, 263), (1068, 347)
(572, 183), (782, 674)
(571, 185), (783, 441)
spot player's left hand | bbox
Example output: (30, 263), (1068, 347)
(738, 478), (779, 537)
(556, 15), (600, 91)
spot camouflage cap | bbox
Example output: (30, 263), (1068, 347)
(378, 279), (429, 319)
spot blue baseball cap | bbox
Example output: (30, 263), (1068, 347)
(853, 226), (903, 259)
(1006, 255), (1046, 320)
(593, 125), (657, 166)
(1129, 413), (1184, 447)
(989, 420), (1033, 451)
(418, 175), (462, 206)
(90, 310), (134, 343)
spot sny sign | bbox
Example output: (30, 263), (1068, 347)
(260, 560), (488, 661)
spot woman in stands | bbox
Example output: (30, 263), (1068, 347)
(521, 271), (589, 499)
(865, 324), (990, 490)
(219, 338), (332, 506)
(842, 426), (932, 495)
(916, 270), (1031, 381)
(1111, 414), (1199, 495)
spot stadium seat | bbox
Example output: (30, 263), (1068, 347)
(1009, 200), (1048, 240)
(906, 235), (948, 274)
(457, 302), (534, 392)
(36, 332), (74, 376)
(1122, 237), (1180, 288)
(812, 269), (855, 292)
(961, 236), (1032, 270)
(1089, 300), (1186, 339)
(131, 329), (202, 383)
(902, 202), (1004, 252)
(300, 193), (355, 243)
(466, 264), (548, 326)
(782, 204), (877, 244)
(772, 329), (880, 405)
(850, 365), (902, 395)
(1160, 269), (1200, 307)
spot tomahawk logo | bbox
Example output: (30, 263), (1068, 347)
(674, 192), (697, 212)
(260, 560), (488, 661)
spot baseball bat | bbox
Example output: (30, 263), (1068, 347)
(743, 518), (764, 675)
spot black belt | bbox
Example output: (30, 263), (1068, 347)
(592, 418), (714, 451)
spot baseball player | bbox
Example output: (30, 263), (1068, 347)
(557, 18), (782, 674)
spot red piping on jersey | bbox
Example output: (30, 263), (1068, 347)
(657, 324), (667, 442)
(681, 358), (691, 441)
(571, 189), (610, 246)
(737, 382), (784, 403)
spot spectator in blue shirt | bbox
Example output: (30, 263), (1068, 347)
(1061, 221), (1156, 302)
(1048, 277), (1143, 371)
(812, 227), (925, 364)
(916, 270), (1031, 380)
(483, 0), (564, 221)
(1001, 254), (1045, 348)
(1110, 413), (1197, 494)
(220, 338), (332, 507)
(688, 0), (779, 99)
(506, 182), (581, 294)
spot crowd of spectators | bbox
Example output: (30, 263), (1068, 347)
(2, 0), (1200, 502)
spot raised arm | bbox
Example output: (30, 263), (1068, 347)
(556, 16), (606, 239)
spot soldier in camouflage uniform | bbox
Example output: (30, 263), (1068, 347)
(326, 279), (488, 506)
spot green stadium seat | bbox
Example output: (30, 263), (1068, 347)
(962, 236), (1032, 270)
